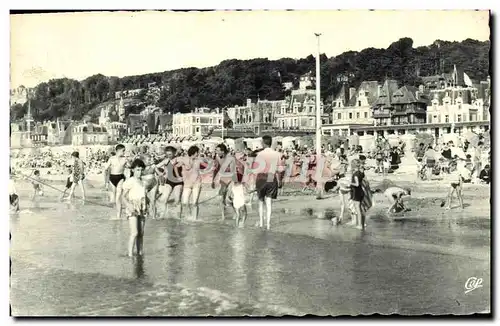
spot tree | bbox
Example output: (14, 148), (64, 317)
(16, 38), (490, 121)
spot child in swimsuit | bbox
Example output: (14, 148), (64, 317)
(122, 159), (148, 257)
(31, 170), (44, 200)
(60, 167), (73, 201)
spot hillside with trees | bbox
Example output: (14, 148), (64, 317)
(10, 37), (490, 122)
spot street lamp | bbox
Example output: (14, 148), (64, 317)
(314, 33), (322, 158)
(315, 33), (323, 200)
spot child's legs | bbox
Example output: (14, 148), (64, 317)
(240, 205), (247, 224)
(190, 184), (201, 220)
(79, 182), (86, 200)
(180, 187), (192, 219)
(457, 186), (464, 207)
(137, 217), (145, 254)
(339, 192), (347, 220)
(445, 186), (456, 207)
(128, 215), (139, 256)
(148, 185), (158, 218)
(353, 200), (362, 225)
(67, 183), (77, 199)
(161, 184), (173, 217)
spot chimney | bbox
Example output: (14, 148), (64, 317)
(415, 91), (419, 99)
(349, 87), (356, 100)
(377, 85), (382, 97)
(246, 99), (252, 107)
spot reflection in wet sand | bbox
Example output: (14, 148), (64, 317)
(10, 187), (490, 316)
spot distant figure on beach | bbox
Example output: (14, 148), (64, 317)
(479, 164), (490, 184)
(30, 169), (44, 200)
(60, 166), (74, 201)
(66, 151), (86, 202)
(442, 157), (468, 210)
(9, 168), (19, 213)
(384, 187), (412, 215)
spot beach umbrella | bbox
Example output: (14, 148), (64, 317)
(359, 135), (375, 152)
(462, 131), (480, 147)
(347, 134), (359, 146)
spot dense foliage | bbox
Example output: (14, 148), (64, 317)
(11, 38), (490, 122)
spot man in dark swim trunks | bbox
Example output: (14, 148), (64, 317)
(103, 144), (129, 220)
(254, 135), (282, 230)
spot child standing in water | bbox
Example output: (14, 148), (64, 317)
(122, 159), (148, 257)
(30, 170), (44, 200)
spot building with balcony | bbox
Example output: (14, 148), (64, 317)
(172, 107), (223, 138)
(371, 80), (429, 128)
(425, 85), (490, 137)
(71, 122), (109, 146)
(322, 81), (379, 136)
(227, 98), (283, 136)
(275, 89), (328, 131)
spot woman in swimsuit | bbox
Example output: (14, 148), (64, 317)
(140, 154), (159, 219)
(176, 146), (202, 221)
(155, 146), (183, 219)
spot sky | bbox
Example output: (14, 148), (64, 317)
(10, 10), (490, 88)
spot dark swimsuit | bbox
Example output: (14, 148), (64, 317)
(165, 160), (183, 188)
(109, 174), (126, 187)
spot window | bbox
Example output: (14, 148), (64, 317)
(196, 118), (200, 123)
(358, 101), (361, 106)
(364, 112), (368, 118)
(356, 112), (360, 119)
(458, 104), (462, 110)
(218, 119), (222, 124)
(337, 113), (341, 120)
(457, 115), (462, 122)
(445, 115), (449, 123)
(349, 113), (353, 119)
(196, 127), (200, 133)
(333, 102), (337, 108)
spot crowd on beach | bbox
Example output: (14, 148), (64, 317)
(9, 133), (491, 257)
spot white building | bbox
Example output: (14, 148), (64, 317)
(172, 107), (223, 137)
(275, 89), (328, 130)
(322, 81), (379, 136)
(426, 86), (490, 135)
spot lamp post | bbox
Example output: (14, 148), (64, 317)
(314, 33), (323, 200)
(314, 33), (322, 157)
